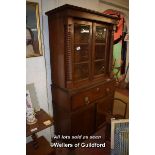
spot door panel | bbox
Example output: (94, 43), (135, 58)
(74, 24), (90, 43)
(74, 44), (89, 62)
(96, 95), (113, 129)
(71, 104), (95, 136)
(95, 44), (105, 60)
(74, 63), (89, 80)
(95, 26), (107, 43)
(94, 60), (105, 75)
(73, 20), (92, 81)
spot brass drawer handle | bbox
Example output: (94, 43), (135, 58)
(96, 87), (100, 92)
(84, 96), (90, 105)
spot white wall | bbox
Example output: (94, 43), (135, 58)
(26, 57), (53, 143)
(26, 0), (129, 144)
(26, 0), (57, 143)
(57, 0), (99, 11)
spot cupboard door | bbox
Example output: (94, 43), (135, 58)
(71, 104), (95, 136)
(93, 23), (109, 77)
(96, 95), (113, 129)
(73, 21), (92, 81)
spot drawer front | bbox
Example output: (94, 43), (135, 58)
(71, 80), (115, 110)
(71, 90), (93, 110)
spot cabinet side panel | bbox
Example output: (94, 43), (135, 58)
(52, 86), (71, 111)
(53, 103), (71, 136)
(48, 14), (65, 87)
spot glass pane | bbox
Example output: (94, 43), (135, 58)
(74, 44), (89, 62)
(74, 24), (90, 43)
(94, 61), (104, 75)
(74, 63), (89, 80)
(96, 26), (106, 43)
(95, 45), (105, 60)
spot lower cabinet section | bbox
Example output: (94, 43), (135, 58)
(52, 80), (115, 143)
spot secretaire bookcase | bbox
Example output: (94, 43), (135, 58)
(46, 4), (118, 142)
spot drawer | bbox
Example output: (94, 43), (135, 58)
(91, 85), (106, 101)
(71, 81), (115, 110)
(71, 90), (93, 110)
(91, 81), (115, 101)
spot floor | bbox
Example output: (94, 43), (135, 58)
(55, 142), (111, 155)
(116, 87), (129, 97)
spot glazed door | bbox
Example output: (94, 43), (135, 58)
(92, 23), (109, 78)
(73, 20), (92, 82)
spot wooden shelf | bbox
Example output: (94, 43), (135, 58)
(26, 109), (54, 137)
(95, 43), (106, 45)
(26, 136), (55, 155)
(94, 59), (104, 62)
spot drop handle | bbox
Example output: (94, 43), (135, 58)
(106, 88), (110, 93)
(96, 87), (100, 92)
(84, 96), (90, 105)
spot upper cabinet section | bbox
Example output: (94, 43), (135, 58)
(46, 4), (118, 89)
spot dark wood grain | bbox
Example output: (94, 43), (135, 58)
(46, 4), (117, 144)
